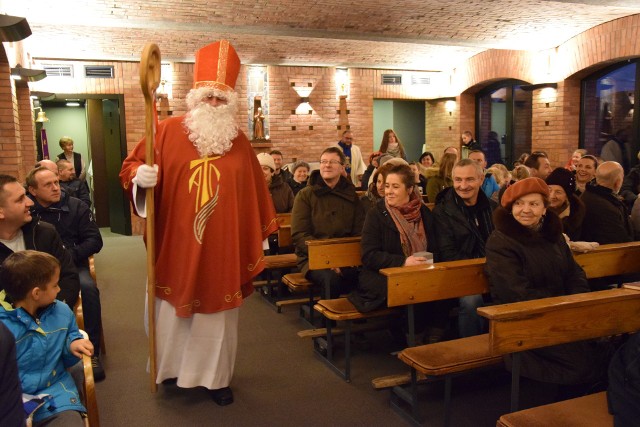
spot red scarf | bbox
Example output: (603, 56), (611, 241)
(385, 192), (427, 256)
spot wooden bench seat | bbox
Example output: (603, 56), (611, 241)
(282, 272), (312, 292)
(291, 236), (398, 381)
(382, 241), (640, 426)
(496, 391), (611, 427)
(312, 296), (399, 382)
(314, 297), (397, 321)
(398, 334), (502, 377)
(264, 253), (297, 270)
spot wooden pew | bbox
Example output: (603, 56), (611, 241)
(381, 241), (640, 426)
(496, 391), (611, 427)
(478, 287), (640, 413)
(258, 213), (297, 302)
(294, 236), (399, 382)
(74, 308), (100, 426)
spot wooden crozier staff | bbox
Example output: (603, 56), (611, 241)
(139, 43), (161, 393)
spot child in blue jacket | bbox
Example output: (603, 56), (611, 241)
(0, 250), (93, 426)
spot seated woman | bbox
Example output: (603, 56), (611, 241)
(349, 164), (448, 343)
(288, 161), (310, 196)
(379, 129), (407, 160)
(257, 153), (294, 213)
(409, 162), (427, 196)
(575, 155), (598, 195)
(257, 153), (294, 255)
(545, 168), (586, 241)
(426, 152), (456, 203)
(485, 177), (609, 391)
(565, 149), (587, 171)
(419, 151), (435, 169)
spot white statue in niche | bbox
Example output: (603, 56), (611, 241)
(253, 107), (265, 140)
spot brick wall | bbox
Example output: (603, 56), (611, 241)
(425, 99), (458, 160)
(0, 13), (637, 211)
(0, 56), (23, 179)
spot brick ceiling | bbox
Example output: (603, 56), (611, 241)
(4, 0), (640, 71)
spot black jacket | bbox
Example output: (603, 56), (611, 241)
(348, 199), (438, 312)
(554, 193), (586, 242)
(432, 187), (496, 261)
(287, 178), (307, 196)
(268, 174), (294, 213)
(620, 164), (640, 211)
(29, 192), (103, 267)
(485, 208), (608, 385)
(0, 220), (79, 308)
(60, 178), (91, 208)
(581, 184), (634, 244)
(0, 322), (24, 427)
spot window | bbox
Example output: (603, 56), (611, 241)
(476, 80), (532, 168)
(581, 60), (638, 171)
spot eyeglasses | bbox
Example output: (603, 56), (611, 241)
(319, 160), (343, 166)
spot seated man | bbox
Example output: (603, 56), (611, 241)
(0, 250), (93, 427)
(581, 161), (636, 290)
(26, 167), (105, 381)
(581, 161), (634, 244)
(292, 147), (365, 299)
(469, 150), (500, 199)
(0, 174), (79, 309)
(524, 152), (552, 180)
(57, 159), (92, 208)
(433, 159), (496, 337)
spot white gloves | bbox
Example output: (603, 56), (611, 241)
(132, 164), (158, 188)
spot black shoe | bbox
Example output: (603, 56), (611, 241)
(210, 387), (233, 406)
(161, 378), (177, 386)
(91, 356), (106, 382)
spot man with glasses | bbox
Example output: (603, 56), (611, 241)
(336, 130), (366, 187)
(292, 147), (365, 299)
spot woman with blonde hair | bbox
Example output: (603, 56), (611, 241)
(426, 152), (456, 203)
(379, 129), (406, 160)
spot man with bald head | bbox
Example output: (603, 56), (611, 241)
(581, 161), (634, 244)
(34, 159), (58, 175)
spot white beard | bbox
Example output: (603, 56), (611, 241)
(184, 88), (239, 157)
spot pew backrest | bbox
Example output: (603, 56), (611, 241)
(477, 287), (640, 355)
(307, 236), (362, 270)
(382, 241), (640, 308)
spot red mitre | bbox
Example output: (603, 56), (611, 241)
(193, 40), (240, 92)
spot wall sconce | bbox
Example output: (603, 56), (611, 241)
(335, 68), (349, 98)
(0, 14), (32, 42)
(11, 65), (47, 82)
(444, 99), (456, 115)
(292, 84), (313, 115)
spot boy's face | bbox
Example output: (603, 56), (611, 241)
(37, 268), (61, 307)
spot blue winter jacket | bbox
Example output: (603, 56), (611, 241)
(0, 294), (85, 422)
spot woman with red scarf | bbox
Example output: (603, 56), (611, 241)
(348, 164), (449, 343)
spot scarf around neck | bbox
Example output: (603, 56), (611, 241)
(385, 192), (426, 256)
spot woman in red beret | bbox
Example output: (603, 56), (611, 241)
(484, 177), (609, 392)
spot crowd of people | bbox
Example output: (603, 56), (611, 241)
(2, 37), (640, 425)
(258, 129), (640, 402)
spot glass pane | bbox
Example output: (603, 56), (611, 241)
(477, 83), (531, 168)
(583, 62), (636, 172)
(512, 85), (532, 168)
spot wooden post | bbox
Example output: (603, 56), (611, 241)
(139, 43), (161, 393)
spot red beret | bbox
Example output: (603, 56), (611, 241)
(501, 177), (550, 208)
